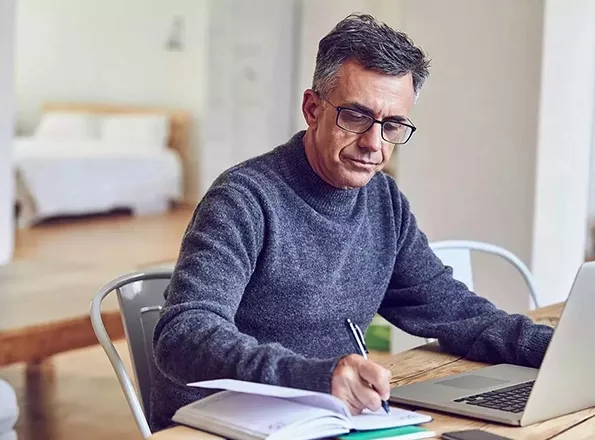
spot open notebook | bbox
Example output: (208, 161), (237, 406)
(172, 379), (432, 440)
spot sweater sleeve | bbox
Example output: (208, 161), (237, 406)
(153, 182), (339, 393)
(378, 191), (553, 368)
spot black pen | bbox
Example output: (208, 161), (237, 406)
(345, 318), (391, 414)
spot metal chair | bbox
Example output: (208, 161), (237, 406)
(90, 269), (172, 439)
(425, 240), (540, 345)
(430, 240), (540, 309)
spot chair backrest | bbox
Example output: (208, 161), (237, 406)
(430, 240), (540, 309)
(430, 247), (475, 291)
(90, 269), (172, 439)
(116, 276), (170, 417)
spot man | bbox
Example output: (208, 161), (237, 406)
(150, 13), (553, 431)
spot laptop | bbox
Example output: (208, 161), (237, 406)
(389, 261), (595, 426)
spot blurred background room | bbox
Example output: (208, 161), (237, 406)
(0, 0), (594, 439)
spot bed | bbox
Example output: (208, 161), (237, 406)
(14, 103), (191, 227)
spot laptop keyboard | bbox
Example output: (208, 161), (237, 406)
(453, 380), (535, 413)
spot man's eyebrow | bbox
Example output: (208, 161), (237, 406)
(342, 101), (407, 123)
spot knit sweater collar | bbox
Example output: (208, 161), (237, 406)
(278, 131), (361, 216)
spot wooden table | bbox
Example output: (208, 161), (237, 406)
(0, 262), (125, 367)
(0, 206), (192, 369)
(150, 302), (595, 439)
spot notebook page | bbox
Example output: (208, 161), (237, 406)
(179, 391), (347, 437)
(350, 408), (432, 431)
(191, 379), (332, 399)
(189, 379), (348, 415)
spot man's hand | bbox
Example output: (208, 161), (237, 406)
(331, 354), (391, 415)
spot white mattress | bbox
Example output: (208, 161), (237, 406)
(13, 137), (183, 223)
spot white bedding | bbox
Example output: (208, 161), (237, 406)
(13, 137), (183, 225)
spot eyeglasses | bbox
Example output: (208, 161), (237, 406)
(319, 95), (416, 145)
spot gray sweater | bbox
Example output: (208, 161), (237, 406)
(150, 131), (553, 431)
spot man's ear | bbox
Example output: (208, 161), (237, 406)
(302, 89), (322, 128)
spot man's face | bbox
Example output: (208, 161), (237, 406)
(302, 60), (416, 189)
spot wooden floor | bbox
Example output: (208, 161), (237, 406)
(0, 206), (194, 440)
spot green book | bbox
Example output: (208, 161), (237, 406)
(338, 425), (436, 440)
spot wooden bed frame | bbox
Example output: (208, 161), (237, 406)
(42, 102), (193, 203)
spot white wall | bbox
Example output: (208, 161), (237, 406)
(394, 0), (544, 313)
(531, 0), (595, 304)
(590, 146), (595, 220)
(201, 0), (298, 191)
(589, 136), (595, 257)
(0, 0), (15, 265)
(14, 0), (209, 201)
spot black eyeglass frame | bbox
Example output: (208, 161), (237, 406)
(319, 95), (417, 145)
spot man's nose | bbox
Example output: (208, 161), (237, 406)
(358, 123), (383, 152)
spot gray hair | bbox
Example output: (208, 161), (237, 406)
(312, 13), (430, 99)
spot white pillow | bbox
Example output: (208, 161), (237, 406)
(34, 112), (98, 140)
(99, 114), (170, 149)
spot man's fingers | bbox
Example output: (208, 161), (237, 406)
(357, 360), (391, 400)
(332, 373), (366, 415)
(351, 376), (382, 412)
(331, 354), (392, 414)
(344, 385), (366, 415)
(331, 358), (362, 414)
